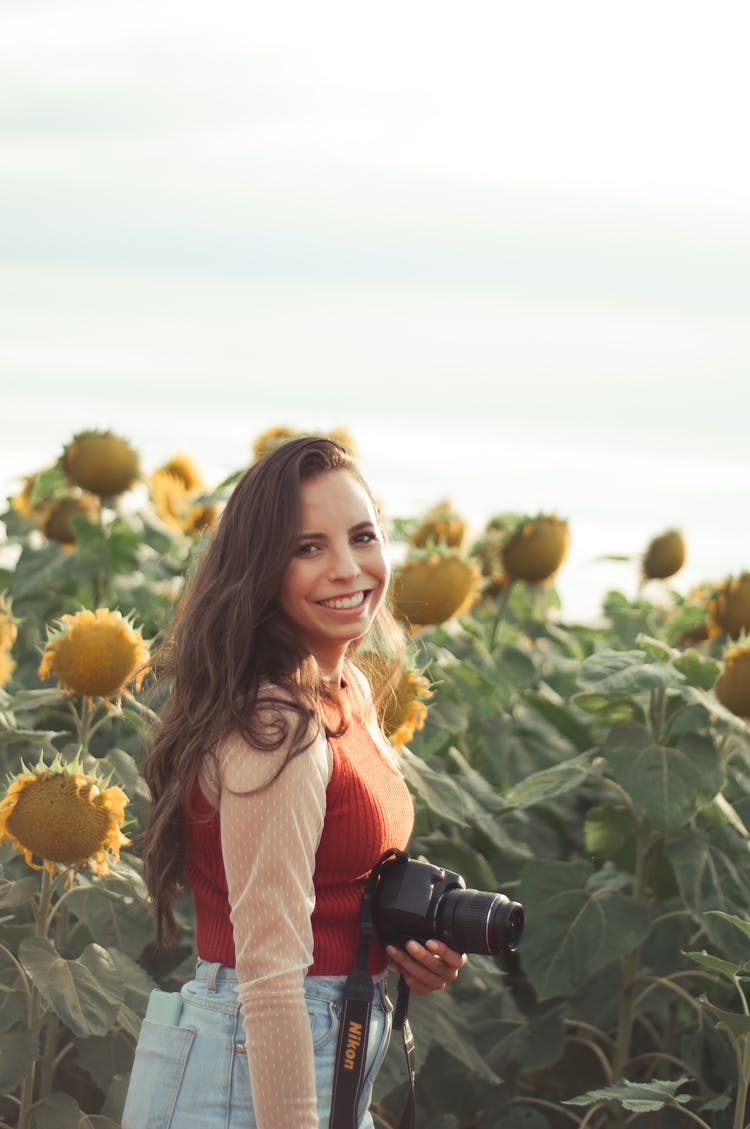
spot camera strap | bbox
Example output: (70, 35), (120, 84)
(329, 848), (416, 1129)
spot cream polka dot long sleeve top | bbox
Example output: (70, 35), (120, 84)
(200, 717), (331, 1128)
(189, 672), (414, 1129)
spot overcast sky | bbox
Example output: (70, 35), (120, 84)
(2, 1), (749, 614)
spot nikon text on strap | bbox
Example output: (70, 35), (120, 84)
(329, 849), (416, 1129)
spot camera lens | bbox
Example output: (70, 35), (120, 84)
(436, 890), (524, 955)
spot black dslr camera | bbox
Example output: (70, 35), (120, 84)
(373, 855), (524, 956)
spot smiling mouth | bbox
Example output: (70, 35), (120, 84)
(317, 590), (368, 610)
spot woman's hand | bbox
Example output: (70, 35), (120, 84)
(385, 939), (467, 995)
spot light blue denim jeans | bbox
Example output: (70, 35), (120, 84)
(121, 960), (393, 1129)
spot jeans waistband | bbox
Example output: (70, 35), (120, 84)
(194, 960), (388, 1003)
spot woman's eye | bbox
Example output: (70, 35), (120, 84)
(353, 531), (378, 545)
(295, 542), (319, 557)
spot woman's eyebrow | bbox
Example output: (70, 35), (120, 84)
(296, 521), (375, 540)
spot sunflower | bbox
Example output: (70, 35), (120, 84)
(392, 552), (481, 627)
(708, 574), (750, 640)
(0, 649), (16, 690)
(0, 595), (17, 652)
(357, 652), (432, 749)
(714, 644), (750, 720)
(410, 500), (468, 550)
(153, 452), (205, 492)
(60, 429), (140, 498)
(0, 757), (129, 878)
(642, 529), (686, 581)
(149, 469), (216, 536)
(381, 670), (432, 748)
(501, 516), (570, 583)
(251, 426), (297, 461)
(251, 425), (358, 462)
(10, 471), (45, 519)
(327, 426), (358, 457)
(38, 608), (149, 701)
(40, 494), (100, 546)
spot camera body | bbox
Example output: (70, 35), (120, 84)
(373, 855), (523, 956)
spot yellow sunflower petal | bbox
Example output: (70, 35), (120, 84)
(0, 768), (130, 878)
(0, 649), (16, 690)
(38, 608), (149, 701)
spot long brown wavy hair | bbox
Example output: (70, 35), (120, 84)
(140, 436), (406, 943)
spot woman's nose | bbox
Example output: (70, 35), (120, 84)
(328, 543), (359, 580)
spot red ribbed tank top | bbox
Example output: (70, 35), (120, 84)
(185, 698), (414, 976)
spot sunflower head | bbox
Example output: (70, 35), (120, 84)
(0, 754), (129, 879)
(381, 669), (432, 748)
(0, 649), (16, 690)
(60, 430), (140, 498)
(149, 469), (216, 536)
(357, 652), (432, 749)
(410, 500), (468, 551)
(11, 471), (46, 519)
(251, 426), (298, 461)
(501, 516), (570, 583)
(714, 643), (750, 720)
(38, 608), (149, 702)
(391, 551), (481, 628)
(642, 529), (686, 581)
(708, 574), (750, 640)
(40, 494), (100, 546)
(251, 425), (358, 463)
(154, 452), (205, 492)
(327, 426), (358, 457)
(0, 594), (18, 652)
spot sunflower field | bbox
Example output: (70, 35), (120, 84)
(2, 428), (750, 1129)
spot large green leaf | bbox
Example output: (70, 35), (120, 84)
(19, 938), (121, 1037)
(524, 691), (593, 752)
(572, 693), (643, 725)
(489, 1001), (567, 1073)
(62, 880), (155, 955)
(0, 1028), (38, 1091)
(506, 753), (592, 809)
(666, 828), (750, 959)
(445, 746), (507, 814)
(399, 748), (472, 826)
(707, 910), (750, 944)
(673, 649), (721, 691)
(683, 949), (741, 982)
(679, 683), (750, 735)
(0, 876), (39, 908)
(31, 1092), (121, 1129)
(700, 998), (750, 1040)
(519, 861), (653, 1000)
(578, 650), (685, 695)
(605, 725), (724, 833)
(564, 1076), (692, 1111)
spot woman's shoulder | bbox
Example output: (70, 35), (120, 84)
(215, 684), (329, 793)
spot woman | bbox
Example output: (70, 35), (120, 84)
(123, 436), (465, 1129)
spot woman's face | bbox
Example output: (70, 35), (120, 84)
(278, 469), (389, 673)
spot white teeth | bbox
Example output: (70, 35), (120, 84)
(320, 591), (366, 610)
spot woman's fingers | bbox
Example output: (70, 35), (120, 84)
(386, 940), (467, 996)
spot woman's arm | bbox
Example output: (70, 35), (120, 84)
(212, 719), (331, 1129)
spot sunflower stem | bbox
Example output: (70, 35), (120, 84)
(39, 1012), (60, 1099)
(123, 690), (160, 725)
(78, 696), (93, 750)
(87, 708), (113, 741)
(17, 869), (57, 1129)
(488, 580), (515, 651)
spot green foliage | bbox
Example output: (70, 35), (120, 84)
(2, 441), (750, 1129)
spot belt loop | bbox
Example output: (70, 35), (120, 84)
(206, 962), (220, 993)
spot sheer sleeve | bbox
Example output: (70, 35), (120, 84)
(203, 710), (332, 1129)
